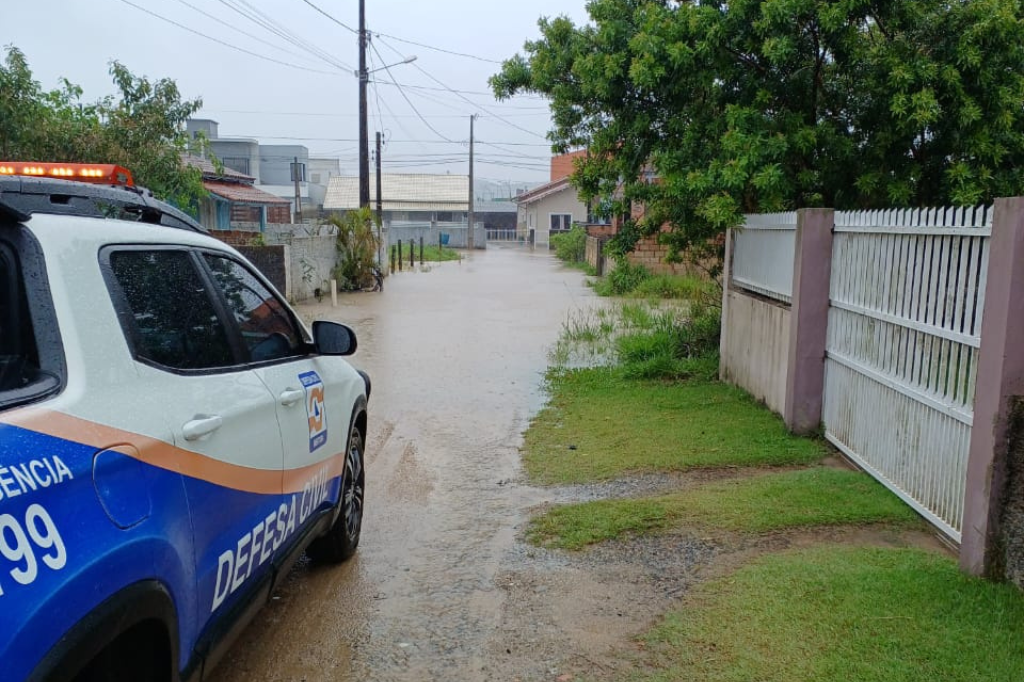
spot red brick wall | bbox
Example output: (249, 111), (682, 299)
(586, 224), (616, 238)
(268, 205), (291, 223)
(550, 150), (588, 182)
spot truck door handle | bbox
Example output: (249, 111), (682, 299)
(279, 388), (305, 406)
(183, 415), (224, 441)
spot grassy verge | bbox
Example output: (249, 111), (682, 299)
(527, 467), (922, 549)
(523, 368), (826, 485)
(634, 546), (1024, 682)
(417, 245), (462, 262)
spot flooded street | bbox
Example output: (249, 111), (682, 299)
(212, 246), (627, 681)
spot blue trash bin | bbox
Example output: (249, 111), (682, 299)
(440, 232), (450, 246)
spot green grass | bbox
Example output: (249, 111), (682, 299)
(634, 546), (1024, 682)
(418, 245), (462, 262)
(631, 274), (717, 301)
(527, 467), (921, 549)
(522, 368), (826, 484)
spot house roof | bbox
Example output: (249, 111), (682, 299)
(324, 173), (469, 211)
(204, 181), (291, 205)
(185, 156), (254, 182)
(515, 177), (572, 205)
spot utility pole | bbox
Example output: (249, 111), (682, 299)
(467, 114), (475, 250)
(376, 131), (383, 267)
(358, 0), (370, 207)
(292, 156), (302, 223)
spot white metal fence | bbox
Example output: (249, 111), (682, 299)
(487, 229), (520, 242)
(822, 207), (992, 541)
(731, 212), (797, 303)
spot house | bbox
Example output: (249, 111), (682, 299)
(307, 158), (342, 213)
(187, 119), (322, 221)
(515, 178), (586, 248)
(323, 173), (470, 222)
(186, 157), (291, 234)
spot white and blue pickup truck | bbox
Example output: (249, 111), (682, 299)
(0, 165), (369, 682)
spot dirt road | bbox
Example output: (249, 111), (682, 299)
(209, 246), (647, 681)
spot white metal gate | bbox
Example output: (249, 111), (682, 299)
(822, 207), (992, 541)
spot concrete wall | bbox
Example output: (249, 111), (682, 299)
(281, 236), (337, 302)
(999, 400), (1024, 588)
(720, 289), (791, 416)
(387, 223), (486, 250)
(210, 139), (260, 180)
(585, 235), (607, 275)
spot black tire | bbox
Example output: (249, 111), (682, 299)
(307, 427), (364, 563)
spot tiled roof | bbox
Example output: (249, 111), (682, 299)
(515, 177), (572, 205)
(324, 174), (469, 211)
(204, 181), (291, 205)
(185, 156), (254, 181)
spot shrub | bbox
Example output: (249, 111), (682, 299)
(593, 258), (651, 296)
(551, 225), (587, 263)
(328, 208), (380, 290)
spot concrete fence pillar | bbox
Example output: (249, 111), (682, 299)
(783, 208), (835, 434)
(718, 228), (734, 382)
(961, 197), (1024, 576)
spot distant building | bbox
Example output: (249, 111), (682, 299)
(185, 156), (291, 231)
(515, 151), (608, 247)
(323, 173), (470, 222)
(186, 118), (329, 221)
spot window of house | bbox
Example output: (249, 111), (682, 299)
(222, 157), (250, 176)
(550, 214), (572, 232)
(310, 172), (322, 185)
(203, 255), (304, 363)
(108, 250), (235, 371)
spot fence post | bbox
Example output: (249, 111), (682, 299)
(397, 240), (402, 272)
(961, 197), (1024, 576)
(419, 237), (424, 265)
(718, 228), (734, 382)
(783, 208), (835, 434)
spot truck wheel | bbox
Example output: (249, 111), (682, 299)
(308, 428), (364, 563)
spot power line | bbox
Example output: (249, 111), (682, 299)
(368, 80), (546, 102)
(116, 0), (341, 75)
(203, 108), (548, 119)
(371, 31), (503, 64)
(376, 35), (547, 140)
(215, 0), (355, 72)
(168, 0), (312, 61)
(369, 42), (457, 144)
(245, 135), (551, 148)
(297, 0), (357, 33)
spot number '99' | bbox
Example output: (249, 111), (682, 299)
(0, 504), (67, 595)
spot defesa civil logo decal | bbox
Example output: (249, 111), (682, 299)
(299, 371), (328, 453)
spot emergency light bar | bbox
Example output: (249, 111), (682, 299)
(0, 162), (135, 187)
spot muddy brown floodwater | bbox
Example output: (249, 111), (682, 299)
(209, 245), (634, 682)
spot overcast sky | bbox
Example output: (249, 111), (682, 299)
(2, 0), (593, 183)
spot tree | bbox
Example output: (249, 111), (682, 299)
(491, 0), (1024, 259)
(0, 46), (206, 209)
(329, 208), (381, 291)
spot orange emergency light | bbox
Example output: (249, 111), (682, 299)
(0, 162), (135, 187)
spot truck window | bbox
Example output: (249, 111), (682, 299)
(0, 243), (58, 408)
